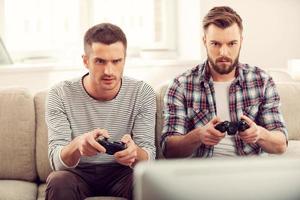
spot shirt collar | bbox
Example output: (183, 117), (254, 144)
(199, 60), (250, 87)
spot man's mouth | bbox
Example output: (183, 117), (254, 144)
(102, 76), (115, 80)
(217, 58), (231, 64)
(101, 77), (115, 84)
(217, 60), (230, 64)
(103, 79), (114, 83)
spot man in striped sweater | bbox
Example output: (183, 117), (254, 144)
(45, 23), (156, 200)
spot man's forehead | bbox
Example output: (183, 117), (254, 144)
(205, 23), (241, 41)
(90, 41), (125, 50)
(87, 42), (125, 59)
(90, 53), (124, 60)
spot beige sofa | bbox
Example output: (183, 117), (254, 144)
(1, 82), (300, 200)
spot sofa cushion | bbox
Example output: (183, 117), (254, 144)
(283, 140), (300, 156)
(37, 183), (47, 200)
(277, 83), (300, 140)
(0, 180), (37, 200)
(0, 88), (36, 181)
(34, 90), (52, 182)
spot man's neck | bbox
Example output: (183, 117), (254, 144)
(83, 75), (121, 101)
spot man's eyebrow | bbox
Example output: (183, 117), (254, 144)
(210, 40), (221, 43)
(113, 58), (123, 61)
(94, 57), (124, 62)
(209, 40), (238, 43)
(94, 57), (106, 61)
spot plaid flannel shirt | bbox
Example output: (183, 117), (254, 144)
(161, 61), (288, 157)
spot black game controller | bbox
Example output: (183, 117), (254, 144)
(215, 120), (250, 135)
(237, 120), (250, 132)
(97, 138), (126, 155)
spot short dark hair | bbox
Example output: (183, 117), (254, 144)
(203, 6), (243, 32)
(83, 23), (127, 54)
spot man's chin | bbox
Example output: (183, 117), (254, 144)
(101, 84), (116, 91)
(216, 67), (235, 75)
(216, 62), (231, 68)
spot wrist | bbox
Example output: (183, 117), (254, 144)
(136, 146), (148, 161)
(256, 126), (267, 143)
(192, 127), (203, 144)
(65, 137), (82, 159)
(59, 147), (80, 168)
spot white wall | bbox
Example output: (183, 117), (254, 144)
(0, 0), (4, 36)
(1, 0), (299, 93)
(177, 0), (202, 60)
(200, 0), (300, 69)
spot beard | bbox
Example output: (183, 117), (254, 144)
(208, 54), (240, 75)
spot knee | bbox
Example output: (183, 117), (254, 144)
(46, 170), (86, 200)
(46, 170), (77, 190)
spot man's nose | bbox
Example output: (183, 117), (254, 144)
(104, 63), (113, 75)
(220, 45), (229, 56)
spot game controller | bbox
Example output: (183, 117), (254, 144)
(215, 120), (250, 135)
(97, 138), (126, 155)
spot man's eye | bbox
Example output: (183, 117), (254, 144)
(113, 59), (122, 64)
(95, 59), (105, 64)
(211, 42), (219, 46)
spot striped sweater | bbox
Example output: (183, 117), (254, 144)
(46, 75), (156, 170)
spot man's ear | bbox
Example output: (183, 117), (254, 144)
(202, 35), (206, 46)
(82, 54), (89, 69)
(239, 35), (243, 52)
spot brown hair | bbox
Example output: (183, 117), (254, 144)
(203, 6), (243, 32)
(84, 23), (127, 54)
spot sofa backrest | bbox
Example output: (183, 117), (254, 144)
(34, 91), (52, 182)
(155, 82), (300, 158)
(155, 84), (169, 159)
(0, 88), (37, 181)
(276, 82), (300, 140)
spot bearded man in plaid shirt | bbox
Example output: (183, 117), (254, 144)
(161, 6), (288, 158)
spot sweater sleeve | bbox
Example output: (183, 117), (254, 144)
(132, 82), (157, 160)
(45, 86), (77, 170)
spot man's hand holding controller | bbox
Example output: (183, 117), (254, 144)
(213, 115), (263, 144)
(77, 128), (110, 156)
(97, 134), (137, 167)
(214, 119), (250, 135)
(75, 129), (137, 167)
(238, 115), (261, 144)
(60, 128), (109, 167)
(196, 117), (226, 146)
(113, 134), (138, 167)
